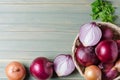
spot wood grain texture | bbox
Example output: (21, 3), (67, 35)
(0, 0), (119, 80)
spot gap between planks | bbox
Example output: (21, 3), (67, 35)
(0, 2), (89, 5)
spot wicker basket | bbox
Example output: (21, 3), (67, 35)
(72, 22), (120, 80)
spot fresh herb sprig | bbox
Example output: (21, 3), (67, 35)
(91, 0), (116, 23)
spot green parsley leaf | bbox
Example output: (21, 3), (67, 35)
(91, 0), (116, 23)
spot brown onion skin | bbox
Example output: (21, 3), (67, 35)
(5, 61), (26, 80)
(84, 65), (102, 80)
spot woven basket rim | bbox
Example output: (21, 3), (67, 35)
(72, 22), (120, 80)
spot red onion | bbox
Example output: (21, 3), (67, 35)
(95, 40), (118, 63)
(98, 63), (114, 73)
(104, 67), (118, 80)
(79, 22), (102, 46)
(30, 57), (53, 80)
(54, 54), (75, 76)
(75, 45), (99, 66)
(98, 63), (118, 80)
(101, 27), (113, 39)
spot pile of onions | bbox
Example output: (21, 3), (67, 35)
(74, 22), (120, 80)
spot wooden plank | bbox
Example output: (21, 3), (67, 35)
(0, 0), (93, 3)
(0, 40), (74, 51)
(0, 4), (90, 13)
(0, 0), (118, 4)
(0, 32), (76, 40)
(0, 13), (119, 25)
(0, 51), (72, 59)
(0, 5), (119, 25)
(0, 13), (92, 24)
(0, 4), (119, 13)
(0, 12), (120, 25)
(0, 24), (80, 32)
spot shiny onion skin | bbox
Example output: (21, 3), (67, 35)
(5, 61), (26, 80)
(75, 45), (99, 66)
(30, 57), (53, 80)
(84, 65), (102, 80)
(95, 40), (118, 63)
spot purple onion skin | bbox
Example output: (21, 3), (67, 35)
(98, 63), (114, 73)
(95, 40), (118, 63)
(104, 68), (118, 80)
(30, 57), (53, 80)
(98, 63), (118, 80)
(101, 27), (113, 40)
(75, 45), (99, 66)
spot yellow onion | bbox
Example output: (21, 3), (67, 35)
(5, 61), (26, 80)
(84, 65), (102, 80)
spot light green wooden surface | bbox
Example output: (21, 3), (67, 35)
(0, 0), (120, 80)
